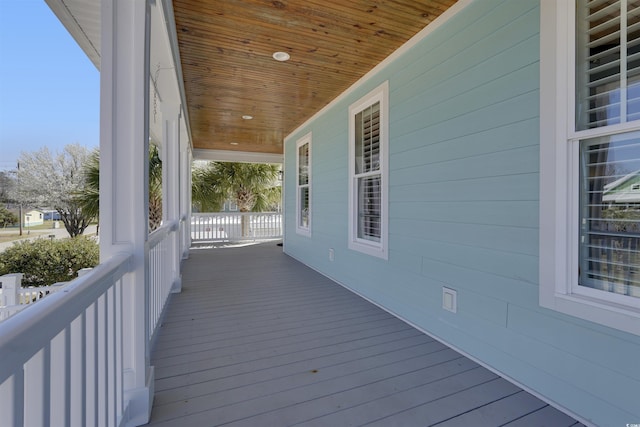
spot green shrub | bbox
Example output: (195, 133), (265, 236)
(0, 207), (18, 228)
(0, 236), (99, 287)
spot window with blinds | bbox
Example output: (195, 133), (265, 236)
(355, 102), (381, 242)
(296, 136), (311, 236)
(358, 176), (381, 241)
(539, 0), (640, 334)
(579, 133), (640, 298)
(575, 1), (640, 299)
(575, 0), (640, 130)
(299, 186), (309, 228)
(348, 82), (387, 259)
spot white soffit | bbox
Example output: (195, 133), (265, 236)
(45, 0), (101, 69)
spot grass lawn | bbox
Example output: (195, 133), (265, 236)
(0, 220), (98, 245)
(0, 221), (60, 244)
(0, 233), (49, 244)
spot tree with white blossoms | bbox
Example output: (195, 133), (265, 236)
(15, 144), (94, 237)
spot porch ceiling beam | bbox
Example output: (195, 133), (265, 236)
(193, 148), (284, 164)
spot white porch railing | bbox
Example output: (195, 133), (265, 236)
(191, 212), (283, 243)
(0, 221), (180, 427)
(147, 220), (180, 344)
(0, 274), (70, 322)
(0, 303), (27, 321)
(0, 253), (131, 426)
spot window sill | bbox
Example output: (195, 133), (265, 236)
(541, 290), (640, 336)
(348, 239), (387, 260)
(296, 228), (311, 238)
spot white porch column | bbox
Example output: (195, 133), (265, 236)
(161, 104), (180, 223)
(180, 127), (192, 259)
(99, 0), (153, 425)
(161, 104), (182, 293)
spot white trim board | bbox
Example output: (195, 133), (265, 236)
(192, 149), (283, 164)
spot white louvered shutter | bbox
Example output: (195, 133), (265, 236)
(355, 102), (381, 242)
(576, 0), (640, 129)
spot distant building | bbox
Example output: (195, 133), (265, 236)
(221, 200), (238, 212)
(42, 210), (61, 221)
(603, 170), (640, 205)
(24, 210), (43, 227)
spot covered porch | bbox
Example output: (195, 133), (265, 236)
(146, 243), (583, 426)
(4, 0), (638, 425)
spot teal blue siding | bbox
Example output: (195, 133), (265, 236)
(283, 0), (640, 425)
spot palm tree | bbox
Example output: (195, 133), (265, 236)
(78, 144), (163, 232)
(192, 162), (281, 236)
(147, 145), (163, 231)
(77, 149), (100, 221)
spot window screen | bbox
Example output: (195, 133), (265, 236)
(579, 132), (640, 298)
(296, 138), (311, 235)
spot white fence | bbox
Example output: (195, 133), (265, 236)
(191, 212), (282, 243)
(0, 221), (180, 426)
(0, 274), (77, 322)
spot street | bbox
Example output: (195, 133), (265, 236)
(0, 224), (98, 252)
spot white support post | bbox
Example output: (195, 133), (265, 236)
(0, 274), (22, 307)
(162, 103), (182, 293)
(99, 0), (153, 425)
(161, 104), (180, 222)
(180, 131), (192, 259)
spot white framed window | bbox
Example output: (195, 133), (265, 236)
(348, 81), (389, 259)
(296, 132), (311, 237)
(540, 0), (640, 336)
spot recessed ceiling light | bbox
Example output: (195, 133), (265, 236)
(230, 142), (239, 145)
(272, 51), (290, 62)
(242, 115), (253, 120)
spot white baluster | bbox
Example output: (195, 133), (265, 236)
(0, 274), (22, 307)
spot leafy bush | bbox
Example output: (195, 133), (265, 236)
(0, 206), (18, 228)
(0, 236), (99, 287)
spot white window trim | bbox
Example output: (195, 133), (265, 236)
(540, 0), (640, 336)
(296, 132), (312, 237)
(348, 81), (389, 259)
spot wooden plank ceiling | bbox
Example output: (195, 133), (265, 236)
(172, 0), (457, 156)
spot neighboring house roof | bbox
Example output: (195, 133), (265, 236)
(603, 169), (640, 203)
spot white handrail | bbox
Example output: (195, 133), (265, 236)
(0, 252), (131, 426)
(191, 212), (283, 242)
(0, 252), (131, 384)
(0, 219), (182, 425)
(148, 219), (179, 248)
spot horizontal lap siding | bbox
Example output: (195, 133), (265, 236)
(284, 0), (640, 425)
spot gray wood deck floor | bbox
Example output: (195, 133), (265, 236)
(146, 243), (583, 427)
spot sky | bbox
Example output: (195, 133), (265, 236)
(0, 0), (100, 172)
